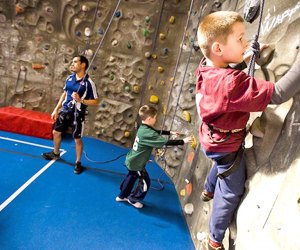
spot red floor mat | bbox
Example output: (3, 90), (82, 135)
(0, 106), (53, 139)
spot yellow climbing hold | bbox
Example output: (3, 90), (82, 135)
(183, 111), (191, 122)
(180, 189), (186, 197)
(191, 135), (197, 150)
(151, 54), (157, 59)
(124, 131), (131, 137)
(150, 95), (159, 104)
(160, 80), (165, 85)
(148, 85), (153, 90)
(163, 105), (167, 115)
(132, 85), (140, 93)
(157, 66), (164, 73)
(169, 16), (175, 24)
(159, 33), (166, 40)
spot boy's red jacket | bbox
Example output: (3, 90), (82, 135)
(195, 62), (274, 152)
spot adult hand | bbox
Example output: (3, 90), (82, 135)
(71, 92), (81, 102)
(51, 109), (59, 121)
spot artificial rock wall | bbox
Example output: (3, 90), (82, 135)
(1, 1), (300, 250)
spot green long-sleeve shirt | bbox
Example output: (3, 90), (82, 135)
(125, 124), (184, 171)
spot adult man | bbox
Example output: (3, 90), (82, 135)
(43, 55), (99, 174)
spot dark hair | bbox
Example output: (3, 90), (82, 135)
(77, 55), (89, 71)
(139, 105), (157, 121)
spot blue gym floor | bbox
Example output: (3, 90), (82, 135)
(0, 131), (194, 250)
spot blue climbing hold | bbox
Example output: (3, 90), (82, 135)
(98, 27), (104, 35)
(75, 31), (81, 36)
(93, 66), (97, 70)
(115, 10), (121, 18)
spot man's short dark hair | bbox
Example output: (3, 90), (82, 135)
(77, 55), (89, 71)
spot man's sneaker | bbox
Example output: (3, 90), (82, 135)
(128, 199), (143, 209)
(115, 196), (128, 202)
(74, 162), (83, 174)
(201, 190), (214, 202)
(42, 151), (60, 160)
(208, 239), (224, 250)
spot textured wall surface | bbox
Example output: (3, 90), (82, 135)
(1, 0), (300, 250)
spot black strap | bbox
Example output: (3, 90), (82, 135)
(217, 147), (244, 179)
(208, 125), (231, 144)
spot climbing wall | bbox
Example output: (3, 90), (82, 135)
(1, 0), (300, 250)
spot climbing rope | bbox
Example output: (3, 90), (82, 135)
(157, 0), (205, 166)
(160, 0), (196, 134)
(247, 0), (265, 77)
(85, 0), (101, 51)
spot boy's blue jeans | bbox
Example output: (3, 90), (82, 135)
(203, 150), (246, 244)
(118, 169), (151, 203)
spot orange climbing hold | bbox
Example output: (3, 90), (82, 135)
(187, 151), (194, 164)
(186, 182), (193, 196)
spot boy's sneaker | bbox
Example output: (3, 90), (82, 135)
(208, 239), (224, 250)
(74, 162), (83, 174)
(115, 196), (128, 202)
(42, 151), (60, 160)
(128, 199), (143, 209)
(201, 190), (214, 202)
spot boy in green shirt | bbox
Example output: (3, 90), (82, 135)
(116, 105), (192, 208)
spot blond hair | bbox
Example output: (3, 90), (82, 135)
(197, 11), (244, 58)
(139, 105), (157, 121)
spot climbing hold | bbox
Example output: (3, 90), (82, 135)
(191, 135), (197, 150)
(187, 151), (194, 164)
(148, 85), (153, 90)
(109, 73), (115, 81)
(142, 28), (150, 37)
(150, 95), (159, 104)
(189, 87), (194, 93)
(243, 0), (260, 23)
(151, 54), (157, 59)
(163, 105), (167, 115)
(169, 16), (175, 24)
(145, 52), (151, 59)
(127, 42), (132, 49)
(93, 66), (97, 70)
(124, 131), (130, 137)
(160, 80), (165, 85)
(101, 102), (106, 108)
(145, 16), (151, 23)
(15, 4), (25, 14)
(132, 85), (140, 93)
(84, 27), (92, 37)
(184, 203), (194, 215)
(109, 56), (115, 62)
(162, 48), (168, 55)
(159, 33), (166, 40)
(75, 31), (81, 36)
(124, 85), (131, 92)
(115, 10), (121, 18)
(85, 49), (93, 57)
(32, 63), (45, 70)
(186, 182), (193, 196)
(112, 39), (118, 46)
(82, 5), (89, 12)
(98, 27), (104, 35)
(20, 66), (26, 71)
(180, 189), (186, 197)
(101, 128), (106, 134)
(170, 77), (174, 82)
(157, 66), (164, 73)
(183, 111), (191, 122)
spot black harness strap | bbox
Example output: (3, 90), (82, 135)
(217, 147), (244, 179)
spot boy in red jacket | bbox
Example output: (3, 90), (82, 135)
(196, 11), (300, 250)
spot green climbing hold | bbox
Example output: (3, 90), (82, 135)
(143, 28), (150, 37)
